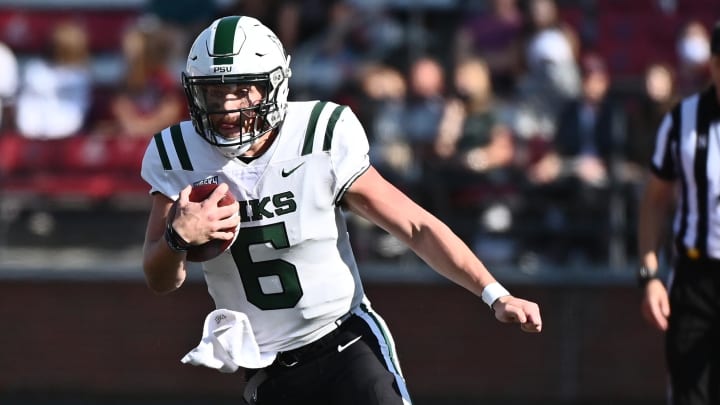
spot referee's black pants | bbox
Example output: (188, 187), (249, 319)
(666, 257), (720, 405)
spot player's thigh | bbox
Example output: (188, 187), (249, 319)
(330, 340), (406, 405)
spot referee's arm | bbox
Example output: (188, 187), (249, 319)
(637, 173), (676, 274)
(637, 172), (675, 331)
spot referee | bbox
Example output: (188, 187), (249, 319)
(637, 21), (720, 405)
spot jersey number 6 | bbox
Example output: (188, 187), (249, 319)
(230, 222), (303, 310)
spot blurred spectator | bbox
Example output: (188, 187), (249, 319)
(619, 61), (679, 262)
(358, 64), (415, 193)
(290, 1), (365, 100)
(676, 19), (712, 96)
(0, 41), (18, 131)
(454, 0), (524, 97)
(523, 53), (617, 263)
(512, 0), (581, 141)
(290, 0), (402, 101)
(95, 18), (185, 138)
(215, 0), (302, 54)
(350, 56), (448, 260)
(529, 54), (612, 186)
(144, 0), (221, 72)
(625, 62), (678, 181)
(15, 21), (92, 139)
(426, 57), (517, 245)
(433, 58), (515, 181)
(349, 63), (413, 261)
(404, 56), (448, 165)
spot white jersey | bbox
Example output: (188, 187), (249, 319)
(141, 100), (371, 352)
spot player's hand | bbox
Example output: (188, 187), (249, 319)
(640, 279), (670, 331)
(492, 296), (542, 333)
(172, 183), (240, 245)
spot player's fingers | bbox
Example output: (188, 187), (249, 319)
(178, 185), (192, 204)
(208, 183), (230, 204)
(209, 229), (237, 241)
(217, 213), (240, 229)
(523, 310), (542, 333)
(172, 185), (193, 221)
(217, 201), (240, 219)
(521, 322), (542, 333)
(498, 303), (527, 324)
(526, 305), (542, 325)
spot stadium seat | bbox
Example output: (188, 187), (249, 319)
(0, 8), (140, 54)
(0, 134), (148, 202)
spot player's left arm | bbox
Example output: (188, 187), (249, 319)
(343, 166), (542, 332)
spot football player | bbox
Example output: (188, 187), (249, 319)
(140, 16), (542, 405)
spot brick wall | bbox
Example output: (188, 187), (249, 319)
(0, 279), (665, 403)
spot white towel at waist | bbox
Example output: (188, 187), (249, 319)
(181, 309), (277, 373)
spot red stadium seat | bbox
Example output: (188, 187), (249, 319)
(0, 8), (140, 54)
(0, 134), (149, 203)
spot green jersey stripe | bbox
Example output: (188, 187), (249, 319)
(323, 105), (346, 151)
(213, 16), (240, 64)
(170, 125), (194, 171)
(302, 101), (328, 155)
(153, 132), (172, 170)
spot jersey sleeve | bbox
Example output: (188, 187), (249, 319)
(140, 134), (185, 200)
(328, 106), (370, 203)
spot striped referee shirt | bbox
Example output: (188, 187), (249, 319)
(651, 85), (720, 259)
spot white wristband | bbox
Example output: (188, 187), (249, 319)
(481, 282), (510, 308)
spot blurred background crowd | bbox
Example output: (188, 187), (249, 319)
(0, 0), (716, 274)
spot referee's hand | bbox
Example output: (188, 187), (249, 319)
(641, 279), (670, 331)
(492, 296), (542, 333)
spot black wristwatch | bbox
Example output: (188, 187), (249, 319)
(637, 266), (660, 288)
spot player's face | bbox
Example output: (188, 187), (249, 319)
(205, 83), (267, 140)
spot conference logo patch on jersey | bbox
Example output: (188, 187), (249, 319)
(193, 176), (219, 187)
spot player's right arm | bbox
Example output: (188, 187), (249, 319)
(142, 191), (188, 294)
(140, 128), (192, 294)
